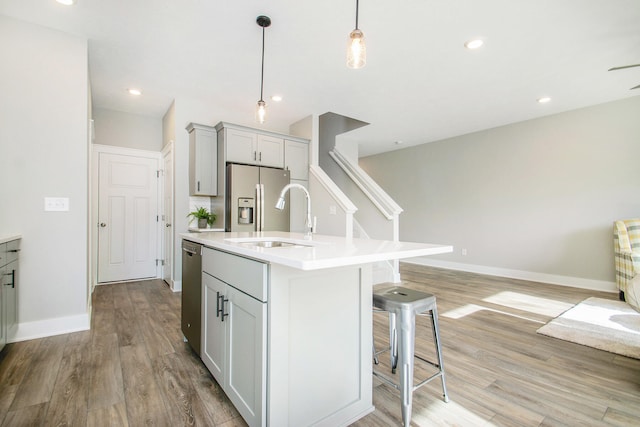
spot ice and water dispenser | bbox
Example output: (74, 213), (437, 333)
(237, 197), (254, 225)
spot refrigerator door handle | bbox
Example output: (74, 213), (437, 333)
(260, 183), (265, 231)
(255, 184), (261, 231)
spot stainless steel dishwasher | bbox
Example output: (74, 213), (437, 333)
(181, 240), (202, 355)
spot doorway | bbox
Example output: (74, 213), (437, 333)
(94, 145), (161, 283)
(161, 142), (174, 288)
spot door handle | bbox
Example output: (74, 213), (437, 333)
(100, 223), (107, 227)
(166, 223), (172, 228)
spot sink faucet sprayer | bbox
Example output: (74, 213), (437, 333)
(275, 183), (316, 238)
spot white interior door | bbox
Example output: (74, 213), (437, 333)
(162, 145), (173, 285)
(98, 152), (159, 283)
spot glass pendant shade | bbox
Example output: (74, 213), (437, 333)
(347, 29), (366, 69)
(256, 100), (267, 124)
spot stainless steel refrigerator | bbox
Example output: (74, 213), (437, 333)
(226, 163), (290, 232)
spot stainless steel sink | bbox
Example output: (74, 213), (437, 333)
(224, 237), (318, 248)
(253, 241), (298, 248)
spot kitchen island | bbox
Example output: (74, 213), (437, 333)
(180, 231), (452, 427)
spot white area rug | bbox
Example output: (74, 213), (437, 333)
(536, 297), (640, 359)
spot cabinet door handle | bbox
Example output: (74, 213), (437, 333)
(197, 181), (200, 192)
(253, 151), (257, 161)
(4, 270), (15, 288)
(216, 291), (222, 318)
(217, 292), (229, 321)
(259, 152), (262, 162)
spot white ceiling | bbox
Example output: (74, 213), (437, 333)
(1, 0), (639, 156)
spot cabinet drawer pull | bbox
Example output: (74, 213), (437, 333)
(8, 249), (20, 253)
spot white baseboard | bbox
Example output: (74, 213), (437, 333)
(10, 313), (91, 343)
(171, 279), (182, 292)
(403, 257), (617, 293)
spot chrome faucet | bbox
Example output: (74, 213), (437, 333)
(275, 183), (314, 238)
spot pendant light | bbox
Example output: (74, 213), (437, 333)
(256, 15), (271, 124)
(347, 0), (366, 69)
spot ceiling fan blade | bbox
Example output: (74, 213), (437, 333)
(631, 84), (640, 90)
(608, 64), (640, 71)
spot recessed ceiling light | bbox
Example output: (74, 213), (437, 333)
(464, 39), (484, 50)
(128, 88), (142, 96)
(271, 95), (283, 102)
(537, 96), (551, 104)
(56, 0), (76, 5)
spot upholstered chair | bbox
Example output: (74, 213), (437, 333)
(613, 219), (640, 303)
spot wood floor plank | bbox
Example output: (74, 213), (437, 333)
(152, 352), (217, 426)
(9, 334), (67, 410)
(87, 402), (129, 427)
(0, 339), (41, 388)
(88, 333), (124, 410)
(119, 343), (171, 426)
(45, 330), (91, 426)
(1, 402), (48, 427)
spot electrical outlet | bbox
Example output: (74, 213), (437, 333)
(461, 248), (467, 256)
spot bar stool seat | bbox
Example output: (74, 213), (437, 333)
(372, 286), (449, 427)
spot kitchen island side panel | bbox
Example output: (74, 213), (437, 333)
(268, 263), (374, 426)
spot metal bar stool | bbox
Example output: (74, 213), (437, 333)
(372, 286), (449, 427)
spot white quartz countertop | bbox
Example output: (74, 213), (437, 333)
(180, 231), (452, 271)
(0, 235), (22, 245)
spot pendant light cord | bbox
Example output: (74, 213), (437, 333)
(355, 0), (359, 29)
(260, 26), (265, 102)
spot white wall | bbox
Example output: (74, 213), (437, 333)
(0, 16), (90, 338)
(93, 108), (162, 151)
(360, 96), (640, 291)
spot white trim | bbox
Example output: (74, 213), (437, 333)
(171, 279), (182, 293)
(309, 164), (357, 213)
(329, 148), (403, 220)
(403, 257), (617, 293)
(161, 141), (175, 289)
(10, 314), (90, 343)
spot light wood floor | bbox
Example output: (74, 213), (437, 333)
(0, 264), (639, 426)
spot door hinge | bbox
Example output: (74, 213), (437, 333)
(157, 169), (162, 178)
(157, 215), (159, 222)
(156, 259), (165, 266)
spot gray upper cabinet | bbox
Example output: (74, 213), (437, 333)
(284, 139), (309, 180)
(187, 123), (217, 196)
(223, 126), (284, 168)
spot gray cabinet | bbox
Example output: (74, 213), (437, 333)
(187, 123), (217, 196)
(284, 139), (309, 180)
(221, 126), (284, 168)
(0, 238), (19, 351)
(201, 247), (267, 427)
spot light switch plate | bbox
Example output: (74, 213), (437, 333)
(44, 197), (70, 211)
